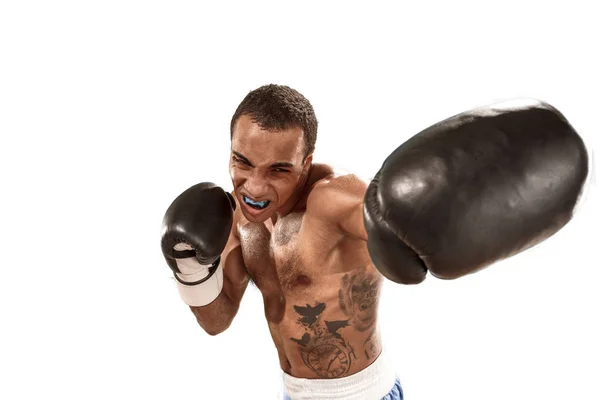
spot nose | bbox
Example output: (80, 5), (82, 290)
(244, 171), (270, 199)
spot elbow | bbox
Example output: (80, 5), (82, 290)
(196, 318), (232, 336)
(204, 328), (225, 336)
(188, 300), (236, 336)
(203, 326), (228, 336)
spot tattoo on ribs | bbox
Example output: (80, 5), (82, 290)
(338, 267), (381, 332)
(363, 328), (380, 360)
(290, 302), (356, 378)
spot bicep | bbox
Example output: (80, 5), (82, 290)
(310, 174), (369, 242)
(220, 230), (249, 304)
(339, 199), (368, 241)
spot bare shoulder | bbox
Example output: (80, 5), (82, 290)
(306, 164), (369, 239)
(308, 164), (369, 204)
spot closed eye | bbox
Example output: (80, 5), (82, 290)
(233, 156), (251, 166)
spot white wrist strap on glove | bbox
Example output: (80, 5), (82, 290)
(173, 243), (224, 307)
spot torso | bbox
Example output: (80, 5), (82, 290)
(234, 164), (384, 379)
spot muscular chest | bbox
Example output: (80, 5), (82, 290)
(237, 212), (319, 293)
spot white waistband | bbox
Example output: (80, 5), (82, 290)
(282, 350), (396, 400)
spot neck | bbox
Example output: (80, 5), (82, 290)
(271, 163), (313, 224)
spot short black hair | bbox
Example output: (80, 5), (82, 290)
(230, 84), (318, 160)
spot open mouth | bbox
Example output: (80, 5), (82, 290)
(242, 195), (271, 210)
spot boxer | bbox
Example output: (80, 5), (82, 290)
(161, 85), (588, 399)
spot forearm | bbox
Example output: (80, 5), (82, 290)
(161, 182), (247, 334)
(189, 272), (248, 336)
(189, 291), (236, 336)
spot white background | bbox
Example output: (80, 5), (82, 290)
(1, 1), (599, 399)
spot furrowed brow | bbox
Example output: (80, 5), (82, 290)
(270, 162), (294, 169)
(232, 151), (254, 167)
(233, 151), (294, 169)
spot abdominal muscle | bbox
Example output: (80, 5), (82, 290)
(264, 269), (383, 379)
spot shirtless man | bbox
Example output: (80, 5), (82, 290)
(161, 85), (588, 399)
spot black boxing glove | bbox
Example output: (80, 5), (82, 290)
(161, 182), (236, 305)
(363, 99), (589, 284)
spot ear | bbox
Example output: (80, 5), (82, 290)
(302, 153), (313, 172)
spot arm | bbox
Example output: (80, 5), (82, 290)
(307, 174), (369, 242)
(363, 99), (589, 284)
(189, 210), (250, 336)
(161, 183), (250, 336)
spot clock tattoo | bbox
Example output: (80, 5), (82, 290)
(290, 302), (356, 378)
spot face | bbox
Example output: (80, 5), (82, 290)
(230, 114), (312, 223)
